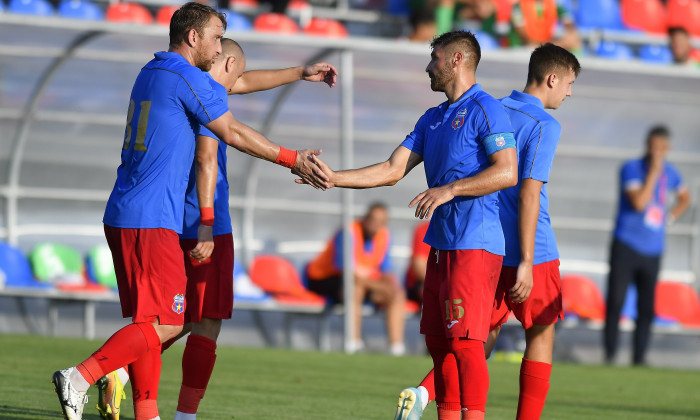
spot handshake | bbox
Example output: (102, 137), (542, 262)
(290, 149), (335, 191)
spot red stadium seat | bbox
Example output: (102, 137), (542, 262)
(654, 282), (700, 327)
(667, 0), (700, 36)
(253, 12), (300, 34)
(304, 18), (348, 38)
(249, 255), (325, 306)
(561, 274), (606, 321)
(229, 0), (258, 8)
(105, 2), (153, 24)
(155, 5), (178, 26)
(621, 0), (667, 34)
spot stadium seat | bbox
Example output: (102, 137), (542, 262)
(304, 18), (348, 38)
(249, 255), (324, 305)
(85, 245), (117, 289)
(639, 44), (673, 64)
(0, 242), (51, 289)
(9, 0), (54, 16)
(233, 259), (271, 302)
(595, 40), (635, 60)
(155, 5), (178, 26)
(105, 2), (153, 24)
(561, 274), (606, 321)
(58, 0), (103, 20)
(229, 0), (258, 10)
(576, 0), (623, 30)
(655, 282), (700, 327)
(253, 12), (300, 34)
(219, 9), (253, 31)
(667, 0), (700, 36)
(621, 0), (667, 34)
(29, 243), (84, 286)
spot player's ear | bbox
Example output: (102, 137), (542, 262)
(225, 56), (236, 72)
(187, 28), (198, 47)
(546, 72), (558, 88)
(452, 51), (462, 68)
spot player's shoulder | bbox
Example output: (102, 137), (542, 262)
(469, 89), (508, 119)
(145, 51), (209, 85)
(206, 74), (228, 100)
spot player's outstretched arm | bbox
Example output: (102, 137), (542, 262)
(189, 135), (218, 262)
(230, 62), (337, 94)
(510, 178), (543, 303)
(205, 112), (330, 190)
(301, 145), (422, 189)
(410, 147), (517, 219)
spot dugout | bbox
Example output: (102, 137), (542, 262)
(2, 13), (700, 350)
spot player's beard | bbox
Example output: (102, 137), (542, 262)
(429, 64), (453, 92)
(194, 48), (215, 72)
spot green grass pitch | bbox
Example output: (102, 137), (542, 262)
(1, 334), (699, 419)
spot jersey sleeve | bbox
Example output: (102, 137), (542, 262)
(178, 70), (229, 127)
(400, 111), (429, 156)
(476, 100), (515, 156)
(621, 161), (643, 191)
(522, 119), (561, 183)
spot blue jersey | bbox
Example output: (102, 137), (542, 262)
(181, 76), (233, 239)
(401, 84), (516, 254)
(499, 91), (561, 267)
(614, 158), (684, 256)
(104, 52), (229, 233)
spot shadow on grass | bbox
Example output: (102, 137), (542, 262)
(0, 404), (105, 420)
(546, 399), (700, 418)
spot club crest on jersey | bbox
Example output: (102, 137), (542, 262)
(172, 294), (185, 314)
(495, 136), (506, 147)
(452, 108), (467, 130)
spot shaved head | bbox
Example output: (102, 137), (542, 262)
(220, 38), (244, 61)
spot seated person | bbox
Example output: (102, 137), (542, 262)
(306, 202), (406, 355)
(669, 26), (700, 67)
(405, 221), (430, 305)
(508, 0), (581, 51)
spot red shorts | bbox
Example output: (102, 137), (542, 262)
(420, 248), (503, 342)
(179, 233), (234, 323)
(490, 259), (563, 330)
(104, 225), (187, 326)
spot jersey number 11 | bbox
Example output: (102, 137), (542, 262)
(123, 99), (152, 151)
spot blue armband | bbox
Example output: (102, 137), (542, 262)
(481, 132), (516, 156)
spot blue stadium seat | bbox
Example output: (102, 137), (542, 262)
(9, 0), (54, 16)
(218, 9), (252, 31)
(639, 44), (673, 64)
(596, 40), (634, 60)
(473, 31), (499, 51)
(0, 242), (52, 289)
(576, 0), (623, 30)
(58, 0), (103, 20)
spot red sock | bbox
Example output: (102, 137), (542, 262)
(419, 369), (436, 402)
(129, 343), (162, 420)
(134, 399), (159, 420)
(448, 338), (489, 413)
(76, 322), (160, 385)
(516, 358), (552, 420)
(176, 334), (217, 414)
(426, 335), (460, 413)
(437, 405), (461, 420)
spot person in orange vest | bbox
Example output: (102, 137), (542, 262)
(405, 221), (431, 305)
(509, 0), (581, 51)
(307, 202), (407, 355)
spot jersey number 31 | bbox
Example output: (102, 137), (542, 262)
(123, 99), (152, 151)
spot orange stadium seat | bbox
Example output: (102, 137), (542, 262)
(253, 12), (300, 34)
(621, 0), (668, 34)
(155, 5), (178, 26)
(105, 2), (154, 24)
(249, 255), (325, 306)
(561, 274), (606, 321)
(304, 18), (348, 38)
(654, 282), (700, 327)
(667, 0), (700, 36)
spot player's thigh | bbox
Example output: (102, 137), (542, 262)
(513, 259), (563, 329)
